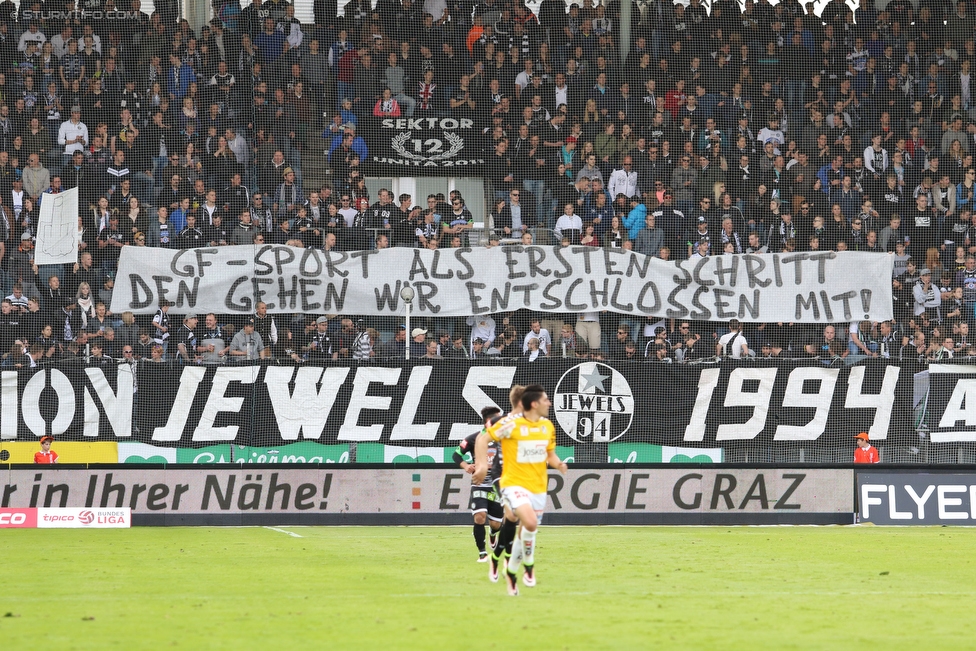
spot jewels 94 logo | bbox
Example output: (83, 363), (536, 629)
(554, 362), (635, 442)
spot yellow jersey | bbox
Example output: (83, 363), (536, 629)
(486, 413), (556, 494)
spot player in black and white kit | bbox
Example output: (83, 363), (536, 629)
(454, 406), (504, 562)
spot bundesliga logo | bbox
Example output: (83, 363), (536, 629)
(553, 362), (635, 443)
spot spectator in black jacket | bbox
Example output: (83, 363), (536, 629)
(494, 189), (532, 236)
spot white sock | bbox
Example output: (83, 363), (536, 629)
(521, 528), (537, 566)
(509, 534), (523, 572)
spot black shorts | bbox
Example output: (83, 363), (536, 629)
(470, 487), (503, 521)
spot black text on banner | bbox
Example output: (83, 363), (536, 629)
(1, 468), (854, 525)
(110, 247), (894, 323)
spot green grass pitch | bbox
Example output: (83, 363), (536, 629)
(2, 526), (975, 649)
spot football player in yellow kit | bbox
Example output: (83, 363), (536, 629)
(474, 384), (567, 596)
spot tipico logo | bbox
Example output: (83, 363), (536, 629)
(553, 362), (635, 443)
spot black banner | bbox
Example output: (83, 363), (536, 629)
(857, 470), (976, 525)
(0, 359), (912, 452)
(367, 116), (485, 175)
(925, 364), (976, 443)
(0, 363), (132, 440)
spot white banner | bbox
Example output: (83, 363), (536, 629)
(34, 187), (80, 266)
(4, 470), (850, 521)
(110, 246), (893, 323)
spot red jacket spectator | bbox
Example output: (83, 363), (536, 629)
(854, 433), (879, 463)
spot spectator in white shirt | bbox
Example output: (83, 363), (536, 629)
(607, 156), (639, 199)
(50, 26), (72, 58)
(467, 315), (496, 352)
(554, 203), (582, 243)
(716, 319), (750, 358)
(57, 106), (88, 166)
(18, 23), (46, 52)
(522, 319), (552, 355)
(337, 193), (359, 227)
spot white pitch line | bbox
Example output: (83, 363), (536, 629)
(264, 526), (303, 538)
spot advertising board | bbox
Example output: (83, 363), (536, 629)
(1, 467), (853, 525)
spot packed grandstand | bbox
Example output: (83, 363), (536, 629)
(0, 0), (970, 369)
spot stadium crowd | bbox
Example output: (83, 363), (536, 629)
(1, 0), (976, 365)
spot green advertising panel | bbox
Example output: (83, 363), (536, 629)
(233, 443), (351, 464)
(555, 446), (575, 462)
(608, 443), (723, 464)
(119, 443), (177, 464)
(119, 443), (233, 464)
(176, 445), (234, 464)
(608, 442), (663, 463)
(356, 444), (452, 464)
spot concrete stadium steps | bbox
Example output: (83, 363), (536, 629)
(303, 146), (331, 191)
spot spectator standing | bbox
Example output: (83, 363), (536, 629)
(167, 53), (195, 101)
(228, 317), (264, 361)
(198, 313), (228, 364)
(443, 334), (469, 359)
(522, 319), (551, 356)
(34, 435), (58, 464)
(274, 167), (305, 225)
(249, 302), (276, 356)
(384, 52), (416, 117)
(305, 316), (335, 360)
(607, 324), (631, 359)
(635, 212), (664, 258)
(410, 327), (428, 357)
(607, 156), (639, 200)
(351, 320), (372, 360)
(176, 314), (201, 364)
(671, 154), (697, 215)
(854, 432), (880, 463)
(442, 196), (474, 244)
(495, 190), (530, 237)
(467, 316), (496, 351)
(151, 300), (171, 354)
(717, 320), (750, 358)
(147, 207), (173, 248)
(57, 105), (88, 166)
(553, 203), (582, 243)
(914, 267), (943, 320)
